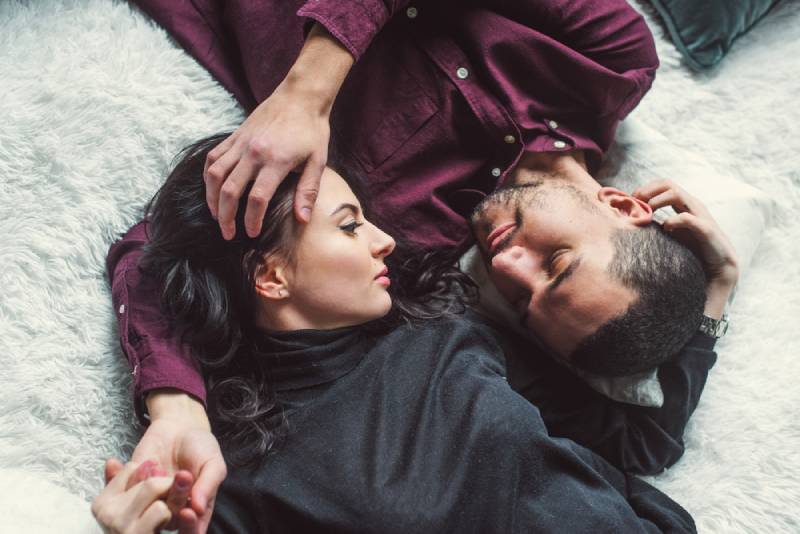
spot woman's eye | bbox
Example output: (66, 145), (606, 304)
(340, 221), (364, 234)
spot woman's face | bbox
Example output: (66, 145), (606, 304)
(272, 168), (396, 330)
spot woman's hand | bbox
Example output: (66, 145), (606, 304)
(92, 460), (175, 534)
(204, 23), (354, 240)
(633, 179), (739, 319)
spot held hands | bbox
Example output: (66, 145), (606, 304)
(633, 180), (739, 318)
(92, 459), (181, 534)
(94, 391), (227, 534)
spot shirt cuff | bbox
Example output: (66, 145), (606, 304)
(297, 0), (390, 61)
(135, 360), (208, 425)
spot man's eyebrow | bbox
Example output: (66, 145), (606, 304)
(330, 203), (360, 216)
(547, 257), (582, 294)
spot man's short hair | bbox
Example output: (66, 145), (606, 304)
(569, 223), (706, 376)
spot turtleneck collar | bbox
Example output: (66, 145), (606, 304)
(251, 324), (370, 392)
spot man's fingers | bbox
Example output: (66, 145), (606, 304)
(138, 499), (173, 533)
(244, 166), (284, 238)
(645, 190), (690, 213)
(203, 134), (236, 180)
(294, 158), (324, 223)
(177, 507), (200, 534)
(632, 179), (673, 201)
(217, 150), (267, 240)
(205, 144), (243, 222)
(190, 456), (228, 518)
(104, 458), (124, 485)
(663, 212), (710, 237)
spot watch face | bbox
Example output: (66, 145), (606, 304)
(700, 315), (728, 338)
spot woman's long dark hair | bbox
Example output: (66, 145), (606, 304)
(140, 133), (476, 465)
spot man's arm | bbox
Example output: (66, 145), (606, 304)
(507, 329), (717, 475)
(107, 224), (225, 533)
(107, 221), (207, 420)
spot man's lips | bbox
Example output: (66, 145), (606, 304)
(485, 222), (516, 254)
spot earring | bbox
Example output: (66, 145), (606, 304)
(278, 289), (285, 297)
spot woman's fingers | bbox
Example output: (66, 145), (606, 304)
(105, 458), (124, 485)
(103, 461), (141, 493)
(128, 476), (175, 518)
(138, 499), (173, 533)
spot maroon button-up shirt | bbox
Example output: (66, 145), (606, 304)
(112, 0), (659, 414)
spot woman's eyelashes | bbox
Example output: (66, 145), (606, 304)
(339, 221), (364, 235)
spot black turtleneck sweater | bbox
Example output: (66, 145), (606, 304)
(209, 315), (698, 533)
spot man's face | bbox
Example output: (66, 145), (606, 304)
(472, 182), (638, 358)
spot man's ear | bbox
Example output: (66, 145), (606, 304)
(254, 259), (290, 301)
(598, 186), (653, 227)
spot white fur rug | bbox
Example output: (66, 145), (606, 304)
(1, 1), (798, 532)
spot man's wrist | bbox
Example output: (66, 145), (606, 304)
(281, 23), (355, 114)
(145, 389), (211, 431)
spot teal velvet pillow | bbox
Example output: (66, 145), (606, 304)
(648, 0), (783, 70)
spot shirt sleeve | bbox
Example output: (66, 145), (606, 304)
(296, 0), (417, 61)
(507, 332), (718, 475)
(480, 0), (659, 120)
(106, 221), (207, 423)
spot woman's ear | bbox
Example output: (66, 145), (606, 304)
(254, 260), (290, 301)
(598, 186), (653, 227)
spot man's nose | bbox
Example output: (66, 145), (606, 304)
(490, 246), (532, 292)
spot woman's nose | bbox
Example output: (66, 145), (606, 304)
(371, 226), (396, 258)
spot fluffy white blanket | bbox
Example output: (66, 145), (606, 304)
(1, 1), (798, 532)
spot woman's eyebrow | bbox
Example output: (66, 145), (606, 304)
(330, 203), (360, 217)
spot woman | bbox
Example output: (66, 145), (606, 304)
(93, 134), (696, 533)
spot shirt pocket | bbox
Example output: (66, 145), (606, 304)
(349, 67), (440, 174)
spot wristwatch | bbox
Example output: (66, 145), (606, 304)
(699, 314), (729, 339)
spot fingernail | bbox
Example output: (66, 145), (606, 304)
(176, 478), (190, 490)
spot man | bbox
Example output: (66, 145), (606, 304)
(105, 0), (737, 531)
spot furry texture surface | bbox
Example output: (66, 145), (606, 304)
(1, 0), (798, 532)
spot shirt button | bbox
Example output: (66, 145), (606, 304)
(118, 304), (125, 314)
(406, 6), (418, 18)
(548, 120), (559, 129)
(503, 135), (516, 144)
(491, 167), (502, 177)
(456, 67), (469, 80)
(553, 140), (567, 149)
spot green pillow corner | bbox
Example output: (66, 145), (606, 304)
(647, 0), (784, 70)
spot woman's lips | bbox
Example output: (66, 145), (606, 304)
(486, 222), (516, 254)
(375, 266), (391, 287)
